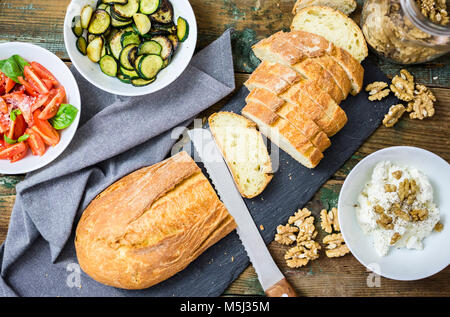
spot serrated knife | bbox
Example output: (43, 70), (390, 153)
(188, 128), (297, 297)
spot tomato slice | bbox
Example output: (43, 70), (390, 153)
(42, 78), (53, 90)
(32, 110), (60, 146)
(38, 86), (65, 120)
(24, 65), (49, 95)
(31, 93), (50, 113)
(30, 62), (59, 87)
(0, 115), (9, 134)
(4, 93), (34, 126)
(5, 77), (15, 93)
(17, 76), (38, 96)
(26, 128), (46, 156)
(7, 114), (26, 140)
(0, 142), (27, 160)
(0, 97), (8, 114)
(10, 142), (28, 163)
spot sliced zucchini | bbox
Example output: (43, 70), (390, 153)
(150, 0), (173, 24)
(121, 31), (141, 47)
(176, 17), (189, 42)
(99, 55), (118, 76)
(117, 73), (131, 83)
(76, 36), (87, 55)
(120, 66), (140, 78)
(151, 22), (176, 34)
(97, 3), (109, 10)
(101, 38), (107, 57)
(102, 0), (128, 4)
(133, 54), (145, 76)
(138, 40), (162, 55)
(109, 30), (124, 59)
(86, 36), (104, 62)
(112, 0), (139, 19)
(138, 54), (163, 79)
(111, 16), (133, 28)
(127, 46), (139, 67)
(81, 5), (94, 29)
(140, 0), (160, 14)
(151, 35), (173, 60)
(88, 9), (111, 34)
(167, 34), (178, 52)
(131, 77), (155, 87)
(133, 13), (152, 35)
(87, 33), (96, 43)
(162, 57), (170, 69)
(72, 16), (83, 37)
(119, 44), (139, 70)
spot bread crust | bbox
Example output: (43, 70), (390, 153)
(245, 65), (291, 94)
(292, 0), (357, 15)
(245, 88), (285, 112)
(329, 46), (364, 95)
(208, 112), (273, 199)
(75, 151), (236, 289)
(313, 55), (352, 99)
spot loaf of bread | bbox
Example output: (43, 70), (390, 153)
(209, 112), (273, 198)
(291, 6), (368, 62)
(75, 151), (236, 289)
(292, 0), (357, 16)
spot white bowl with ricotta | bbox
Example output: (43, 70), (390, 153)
(338, 146), (450, 280)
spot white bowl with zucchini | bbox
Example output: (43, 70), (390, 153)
(64, 0), (196, 96)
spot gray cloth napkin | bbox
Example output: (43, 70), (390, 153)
(0, 29), (235, 297)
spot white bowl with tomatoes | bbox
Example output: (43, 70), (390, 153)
(0, 42), (81, 174)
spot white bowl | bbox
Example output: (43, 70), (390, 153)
(0, 42), (81, 175)
(64, 0), (197, 96)
(338, 146), (450, 280)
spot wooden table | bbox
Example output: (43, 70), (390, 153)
(1, 0), (449, 297)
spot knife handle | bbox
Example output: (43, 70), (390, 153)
(265, 278), (298, 297)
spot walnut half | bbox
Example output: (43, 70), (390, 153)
(407, 84), (436, 120)
(383, 104), (406, 127)
(390, 69), (415, 101)
(366, 81), (390, 101)
(323, 233), (350, 258)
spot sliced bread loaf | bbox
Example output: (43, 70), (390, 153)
(244, 64), (292, 94)
(313, 55), (352, 99)
(242, 102), (323, 169)
(291, 6), (368, 62)
(292, 0), (357, 16)
(329, 46), (364, 95)
(209, 112), (273, 198)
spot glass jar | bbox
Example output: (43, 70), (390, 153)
(361, 0), (450, 64)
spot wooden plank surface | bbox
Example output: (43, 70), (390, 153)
(0, 0), (449, 297)
(0, 0), (449, 87)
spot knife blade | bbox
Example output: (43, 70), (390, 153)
(188, 128), (297, 297)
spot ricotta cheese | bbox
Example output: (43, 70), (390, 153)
(356, 161), (440, 256)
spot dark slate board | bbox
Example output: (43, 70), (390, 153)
(180, 58), (400, 295)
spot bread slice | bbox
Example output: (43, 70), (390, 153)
(291, 6), (368, 62)
(313, 55), (351, 99)
(246, 88), (331, 152)
(281, 81), (347, 136)
(242, 102), (323, 168)
(208, 112), (273, 198)
(244, 64), (292, 94)
(292, 0), (357, 16)
(329, 46), (364, 95)
(293, 58), (344, 104)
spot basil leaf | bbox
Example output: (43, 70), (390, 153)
(50, 104), (79, 130)
(18, 134), (30, 142)
(4, 135), (17, 145)
(9, 109), (21, 121)
(0, 55), (28, 83)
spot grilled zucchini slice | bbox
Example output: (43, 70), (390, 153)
(138, 40), (162, 55)
(117, 73), (131, 83)
(86, 36), (104, 62)
(120, 66), (140, 78)
(99, 55), (118, 77)
(97, 3), (109, 10)
(150, 0), (173, 23)
(151, 35), (173, 60)
(131, 77), (156, 87)
(176, 17), (189, 42)
(88, 9), (111, 34)
(127, 46), (139, 67)
(112, 0), (139, 19)
(133, 13), (152, 35)
(120, 44), (139, 70)
(138, 54), (163, 79)
(76, 36), (88, 55)
(167, 34), (178, 52)
(81, 5), (94, 29)
(140, 0), (160, 15)
(109, 30), (124, 60)
(121, 31), (141, 47)
(72, 16), (83, 37)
